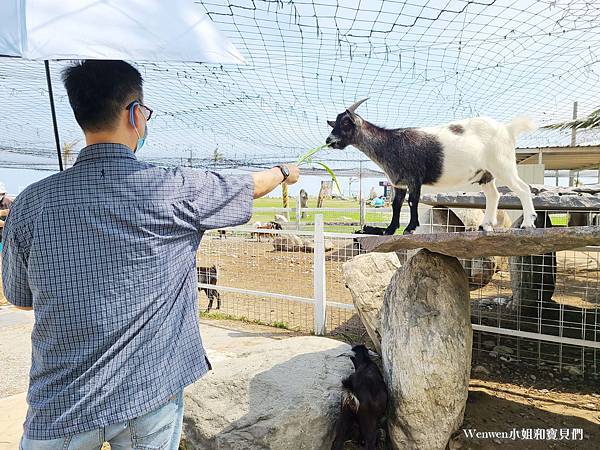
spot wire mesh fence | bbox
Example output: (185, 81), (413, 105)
(196, 226), (368, 334)
(197, 228), (316, 330)
(196, 208), (600, 377)
(419, 206), (600, 376)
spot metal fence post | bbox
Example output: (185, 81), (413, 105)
(296, 194), (302, 230)
(359, 198), (366, 227)
(313, 214), (326, 335)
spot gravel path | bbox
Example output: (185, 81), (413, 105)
(0, 308), (295, 400)
(0, 306), (33, 399)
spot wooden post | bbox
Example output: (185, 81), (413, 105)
(299, 189), (308, 218)
(296, 194), (302, 230)
(282, 183), (289, 219)
(316, 180), (331, 208)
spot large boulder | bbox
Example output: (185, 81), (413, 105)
(182, 336), (352, 450)
(342, 252), (402, 353)
(272, 235), (334, 252)
(381, 250), (472, 450)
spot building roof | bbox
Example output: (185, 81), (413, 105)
(516, 145), (600, 170)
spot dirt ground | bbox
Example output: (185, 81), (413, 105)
(454, 352), (600, 450)
(2, 235), (598, 449)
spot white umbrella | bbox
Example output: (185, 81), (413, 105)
(0, 0), (245, 169)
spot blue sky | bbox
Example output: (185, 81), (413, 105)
(1, 0), (599, 192)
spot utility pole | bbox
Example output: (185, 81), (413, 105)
(569, 101), (578, 186)
(348, 177), (357, 198)
(358, 160), (363, 205)
(570, 101), (578, 146)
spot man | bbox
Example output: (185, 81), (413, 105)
(2, 60), (299, 449)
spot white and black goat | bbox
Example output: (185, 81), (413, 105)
(332, 345), (388, 450)
(197, 265), (221, 312)
(326, 99), (538, 234)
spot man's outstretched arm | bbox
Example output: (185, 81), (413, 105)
(252, 164), (300, 199)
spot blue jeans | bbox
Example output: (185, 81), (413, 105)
(20, 390), (184, 450)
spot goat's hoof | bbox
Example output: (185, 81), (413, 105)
(520, 214), (537, 229)
(383, 229), (396, 236)
(520, 223), (536, 229)
(478, 224), (494, 232)
(403, 229), (415, 235)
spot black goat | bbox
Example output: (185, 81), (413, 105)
(332, 345), (388, 450)
(353, 225), (387, 236)
(326, 98), (537, 235)
(197, 265), (221, 312)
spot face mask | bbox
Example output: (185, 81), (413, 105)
(134, 123), (148, 153)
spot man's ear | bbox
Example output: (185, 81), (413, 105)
(327, 120), (336, 128)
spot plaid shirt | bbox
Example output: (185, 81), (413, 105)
(2, 143), (253, 439)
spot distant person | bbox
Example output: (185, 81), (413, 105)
(371, 196), (385, 208)
(2, 60), (300, 449)
(0, 182), (13, 233)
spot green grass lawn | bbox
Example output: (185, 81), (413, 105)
(251, 197), (394, 233)
(253, 197), (358, 209)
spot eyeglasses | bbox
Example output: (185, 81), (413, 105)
(126, 100), (153, 121)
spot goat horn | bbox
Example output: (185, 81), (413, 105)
(346, 98), (369, 113)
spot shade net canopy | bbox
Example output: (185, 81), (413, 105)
(1, 0), (599, 171)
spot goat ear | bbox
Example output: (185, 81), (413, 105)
(345, 110), (357, 123)
(327, 120), (336, 128)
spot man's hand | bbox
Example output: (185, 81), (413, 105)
(252, 164), (300, 199)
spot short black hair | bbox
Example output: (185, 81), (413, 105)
(62, 60), (143, 132)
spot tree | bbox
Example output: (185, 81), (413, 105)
(62, 139), (79, 166)
(543, 107), (600, 130)
(212, 147), (224, 163)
